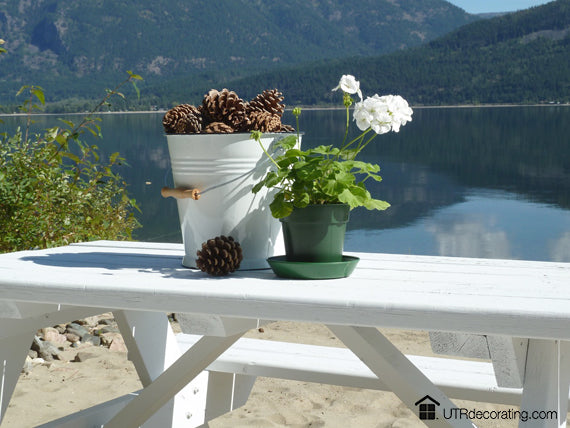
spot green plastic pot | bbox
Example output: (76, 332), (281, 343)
(279, 204), (350, 262)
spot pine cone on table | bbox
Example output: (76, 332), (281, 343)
(196, 236), (243, 276)
(162, 104), (203, 134)
(248, 89), (285, 117)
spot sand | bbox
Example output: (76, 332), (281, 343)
(0, 321), (528, 427)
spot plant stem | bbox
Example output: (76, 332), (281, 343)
(256, 137), (281, 170)
(339, 128), (371, 155)
(341, 104), (350, 148)
(355, 132), (377, 153)
(49, 74), (137, 161)
(295, 112), (302, 151)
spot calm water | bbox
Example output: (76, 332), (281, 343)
(2, 107), (569, 262)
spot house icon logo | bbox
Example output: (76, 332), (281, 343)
(415, 395), (440, 420)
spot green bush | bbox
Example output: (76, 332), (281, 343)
(0, 73), (142, 252)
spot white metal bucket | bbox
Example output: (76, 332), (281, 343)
(166, 133), (287, 269)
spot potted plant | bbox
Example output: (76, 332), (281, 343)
(161, 88), (295, 270)
(251, 75), (413, 279)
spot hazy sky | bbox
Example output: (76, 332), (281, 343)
(446, 0), (553, 13)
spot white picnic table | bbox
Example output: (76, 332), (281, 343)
(0, 240), (569, 427)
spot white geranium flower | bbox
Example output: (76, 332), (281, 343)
(353, 102), (372, 131)
(383, 95), (413, 132)
(354, 95), (392, 135)
(332, 75), (362, 100)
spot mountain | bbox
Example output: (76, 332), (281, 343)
(0, 0), (477, 108)
(220, 0), (570, 105)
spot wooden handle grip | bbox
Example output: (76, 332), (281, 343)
(161, 187), (200, 200)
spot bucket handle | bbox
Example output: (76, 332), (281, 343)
(161, 187), (201, 200)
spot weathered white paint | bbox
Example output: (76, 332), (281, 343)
(176, 313), (267, 336)
(430, 333), (529, 388)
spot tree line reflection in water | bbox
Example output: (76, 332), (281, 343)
(3, 107), (568, 261)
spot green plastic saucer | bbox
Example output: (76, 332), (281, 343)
(267, 255), (360, 280)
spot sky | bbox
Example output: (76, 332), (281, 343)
(446, 0), (553, 13)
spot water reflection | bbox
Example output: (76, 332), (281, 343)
(551, 232), (570, 262)
(2, 107), (569, 262)
(346, 191), (570, 262)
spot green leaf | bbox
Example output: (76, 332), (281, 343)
(16, 86), (29, 97)
(59, 119), (76, 129)
(290, 159), (308, 170)
(265, 171), (283, 187)
(281, 149), (303, 161)
(32, 87), (45, 105)
(293, 193), (310, 208)
(252, 181), (264, 193)
(55, 134), (69, 148)
(249, 130), (263, 142)
(337, 186), (368, 208)
(275, 135), (298, 150)
(269, 193), (293, 218)
(334, 170), (354, 184)
(62, 152), (81, 163)
(126, 70), (143, 81)
(364, 199), (391, 211)
(321, 178), (343, 196)
(310, 145), (338, 155)
(367, 173), (383, 182)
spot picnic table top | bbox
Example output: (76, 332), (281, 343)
(0, 240), (569, 340)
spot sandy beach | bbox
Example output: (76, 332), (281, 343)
(0, 316), (530, 428)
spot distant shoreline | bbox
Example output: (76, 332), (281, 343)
(1, 103), (568, 117)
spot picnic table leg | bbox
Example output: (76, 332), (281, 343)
(519, 339), (570, 427)
(328, 325), (476, 428)
(0, 305), (108, 424)
(116, 310), (224, 427)
(104, 332), (243, 428)
(0, 331), (36, 423)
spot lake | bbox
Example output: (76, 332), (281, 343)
(2, 106), (569, 262)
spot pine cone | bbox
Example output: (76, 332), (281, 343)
(196, 236), (243, 276)
(203, 122), (234, 133)
(248, 89), (285, 117)
(247, 111), (283, 133)
(281, 123), (295, 132)
(163, 104), (203, 134)
(202, 88), (247, 130)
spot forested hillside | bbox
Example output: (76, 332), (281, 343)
(0, 0), (476, 109)
(214, 0), (570, 106)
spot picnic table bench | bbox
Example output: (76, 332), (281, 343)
(1, 240), (569, 427)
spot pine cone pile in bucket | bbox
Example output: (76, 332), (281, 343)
(163, 88), (295, 134)
(196, 236), (243, 276)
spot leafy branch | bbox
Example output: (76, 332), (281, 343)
(0, 72), (143, 252)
